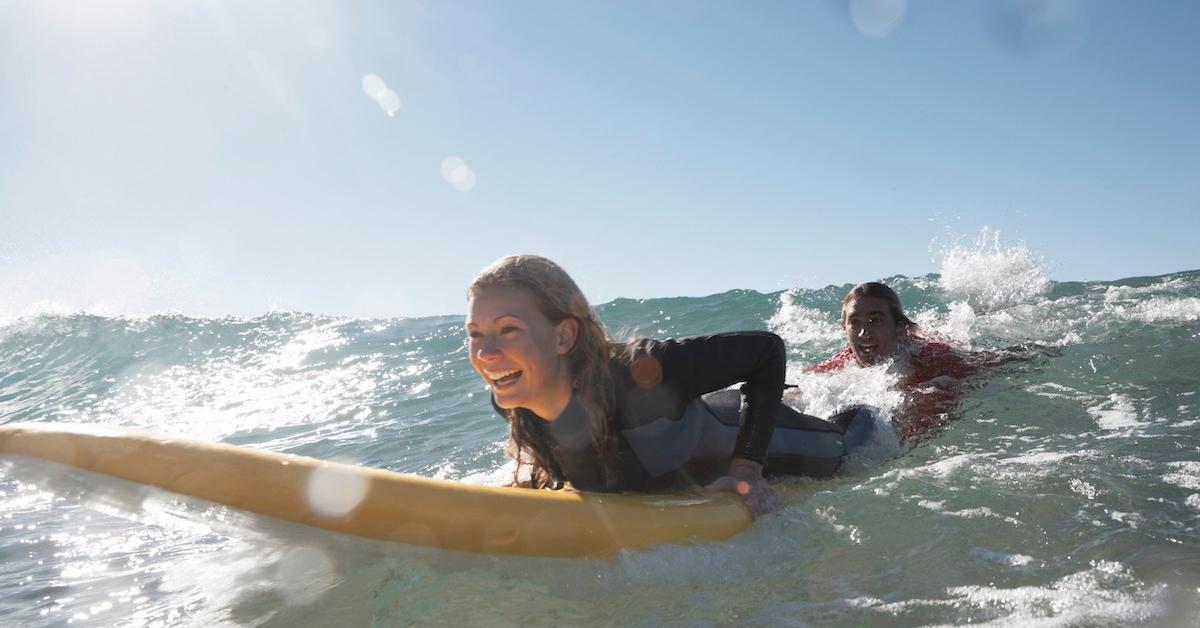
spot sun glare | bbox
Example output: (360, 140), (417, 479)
(33, 0), (157, 34)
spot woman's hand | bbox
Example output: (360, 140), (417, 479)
(704, 458), (782, 518)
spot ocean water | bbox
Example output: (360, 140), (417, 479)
(2, 240), (1199, 627)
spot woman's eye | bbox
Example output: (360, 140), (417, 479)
(500, 326), (519, 334)
(467, 331), (482, 339)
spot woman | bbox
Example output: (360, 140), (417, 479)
(465, 255), (800, 516)
(809, 282), (977, 440)
(466, 255), (881, 516)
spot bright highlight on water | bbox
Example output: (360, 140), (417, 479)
(1, 239), (1198, 625)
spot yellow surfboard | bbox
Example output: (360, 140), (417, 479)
(0, 423), (751, 558)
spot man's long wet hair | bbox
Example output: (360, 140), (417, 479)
(841, 282), (915, 327)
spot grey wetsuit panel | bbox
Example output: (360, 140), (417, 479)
(620, 398), (739, 478)
(620, 389), (882, 480)
(703, 390), (878, 478)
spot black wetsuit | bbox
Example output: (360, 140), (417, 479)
(497, 332), (876, 492)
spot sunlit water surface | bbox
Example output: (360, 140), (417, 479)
(2, 239), (1199, 626)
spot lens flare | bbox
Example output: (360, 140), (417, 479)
(989, 0), (1089, 58)
(361, 74), (402, 117)
(305, 464), (368, 518)
(440, 156), (477, 192)
(849, 0), (907, 38)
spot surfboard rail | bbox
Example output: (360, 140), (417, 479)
(0, 423), (751, 558)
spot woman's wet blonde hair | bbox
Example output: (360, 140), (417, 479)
(468, 255), (616, 489)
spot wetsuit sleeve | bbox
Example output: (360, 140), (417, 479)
(900, 340), (976, 442)
(908, 341), (977, 384)
(637, 332), (787, 465)
(807, 348), (854, 373)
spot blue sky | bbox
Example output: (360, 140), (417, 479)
(1, 0), (1196, 318)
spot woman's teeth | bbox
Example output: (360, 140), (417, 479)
(487, 369), (522, 387)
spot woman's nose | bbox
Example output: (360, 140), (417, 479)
(475, 338), (501, 359)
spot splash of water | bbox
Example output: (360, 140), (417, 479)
(937, 228), (1051, 311)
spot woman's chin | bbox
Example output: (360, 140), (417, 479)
(491, 390), (527, 410)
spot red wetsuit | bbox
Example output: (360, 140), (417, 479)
(809, 338), (977, 441)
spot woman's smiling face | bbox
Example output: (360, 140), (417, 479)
(466, 284), (577, 420)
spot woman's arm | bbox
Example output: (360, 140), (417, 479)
(635, 331), (787, 466)
(626, 332), (786, 517)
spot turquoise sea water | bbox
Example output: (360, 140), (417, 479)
(2, 241), (1199, 627)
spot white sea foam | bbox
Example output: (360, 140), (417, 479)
(943, 506), (1022, 526)
(841, 561), (1166, 625)
(982, 449), (1096, 483)
(274, 323), (349, 370)
(99, 318), (386, 442)
(915, 499), (1023, 525)
(1162, 461), (1200, 491)
(1098, 277), (1200, 323)
(940, 300), (978, 345)
(1026, 382), (1084, 400)
(896, 452), (989, 481)
(813, 506), (863, 544)
(969, 546), (1040, 568)
(768, 290), (843, 351)
(1109, 511), (1142, 529)
(932, 561), (1167, 626)
(1088, 393), (1145, 432)
(1102, 277), (1189, 302)
(785, 361), (905, 419)
(1123, 297), (1200, 323)
(1069, 478), (1098, 499)
(937, 228), (1051, 311)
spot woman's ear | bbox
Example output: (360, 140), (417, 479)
(555, 318), (580, 355)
